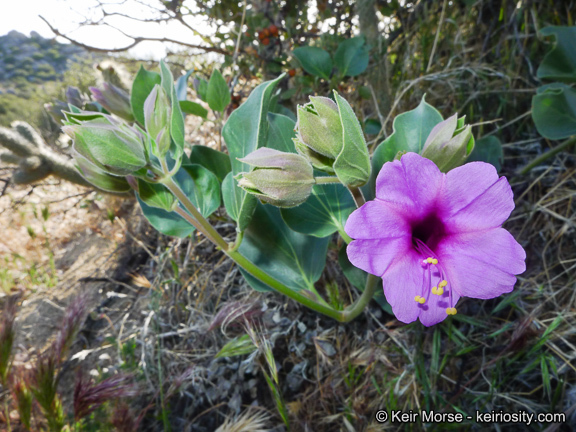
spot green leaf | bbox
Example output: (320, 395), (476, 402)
(179, 101), (208, 119)
(238, 204), (329, 292)
(368, 96), (443, 197)
(175, 164), (221, 218)
(175, 69), (194, 101)
(194, 76), (209, 102)
(537, 26), (576, 83)
(532, 83), (576, 140)
(137, 163), (221, 238)
(160, 61), (185, 160)
(266, 113), (298, 153)
(137, 180), (175, 211)
(137, 197), (195, 238)
(215, 335), (257, 358)
(222, 172), (257, 231)
(222, 75), (284, 230)
(364, 119), (381, 135)
(207, 69), (231, 112)
(467, 135), (503, 171)
(333, 92), (371, 187)
(293, 46), (333, 80)
(188, 145), (231, 183)
(334, 37), (369, 77)
(131, 66), (161, 126)
(281, 184), (355, 238)
(337, 246), (391, 314)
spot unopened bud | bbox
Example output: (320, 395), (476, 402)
(143, 85), (172, 157)
(90, 83), (134, 122)
(235, 148), (315, 207)
(63, 116), (147, 176)
(421, 114), (474, 172)
(296, 96), (343, 163)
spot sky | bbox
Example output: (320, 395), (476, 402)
(0, 0), (214, 60)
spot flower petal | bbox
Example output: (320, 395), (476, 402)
(375, 153), (444, 217)
(344, 200), (412, 240)
(418, 285), (461, 327)
(441, 162), (514, 233)
(347, 237), (412, 276)
(380, 250), (425, 324)
(437, 228), (526, 299)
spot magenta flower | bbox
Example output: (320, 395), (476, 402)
(345, 153), (526, 326)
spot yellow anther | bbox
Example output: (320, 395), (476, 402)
(446, 307), (457, 315)
(439, 280), (448, 288)
(414, 296), (425, 304)
(437, 287), (444, 295)
(426, 257), (434, 264)
(431, 287), (438, 295)
(431, 258), (438, 265)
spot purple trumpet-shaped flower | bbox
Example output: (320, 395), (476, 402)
(345, 152), (526, 326)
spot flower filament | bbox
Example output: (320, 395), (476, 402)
(414, 239), (457, 316)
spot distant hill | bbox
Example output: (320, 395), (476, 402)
(0, 30), (88, 86)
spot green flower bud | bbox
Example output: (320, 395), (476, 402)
(295, 92), (371, 187)
(296, 96), (343, 162)
(74, 151), (131, 193)
(90, 83), (134, 122)
(236, 148), (315, 208)
(421, 114), (475, 172)
(143, 84), (172, 157)
(63, 116), (147, 176)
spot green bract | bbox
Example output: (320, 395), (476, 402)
(420, 113), (474, 172)
(63, 116), (147, 176)
(144, 84), (172, 157)
(295, 92), (371, 187)
(236, 148), (315, 208)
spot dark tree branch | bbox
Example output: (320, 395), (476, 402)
(39, 15), (232, 56)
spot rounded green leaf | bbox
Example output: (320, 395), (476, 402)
(532, 84), (576, 140)
(137, 196), (195, 238)
(131, 65), (161, 126)
(334, 37), (369, 77)
(281, 183), (355, 238)
(180, 101), (208, 119)
(537, 26), (576, 83)
(137, 180), (176, 211)
(188, 145), (231, 183)
(238, 204), (330, 292)
(207, 69), (231, 112)
(368, 96), (443, 198)
(293, 46), (333, 80)
(175, 164), (221, 218)
(467, 136), (503, 171)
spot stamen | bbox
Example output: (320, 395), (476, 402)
(426, 257), (434, 264)
(439, 280), (447, 288)
(414, 296), (426, 304)
(431, 286), (438, 295)
(446, 307), (457, 315)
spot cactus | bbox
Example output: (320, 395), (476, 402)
(0, 121), (129, 194)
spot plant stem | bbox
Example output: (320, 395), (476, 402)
(347, 186), (366, 207)
(339, 274), (380, 322)
(315, 176), (341, 184)
(518, 136), (576, 175)
(163, 177), (346, 320)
